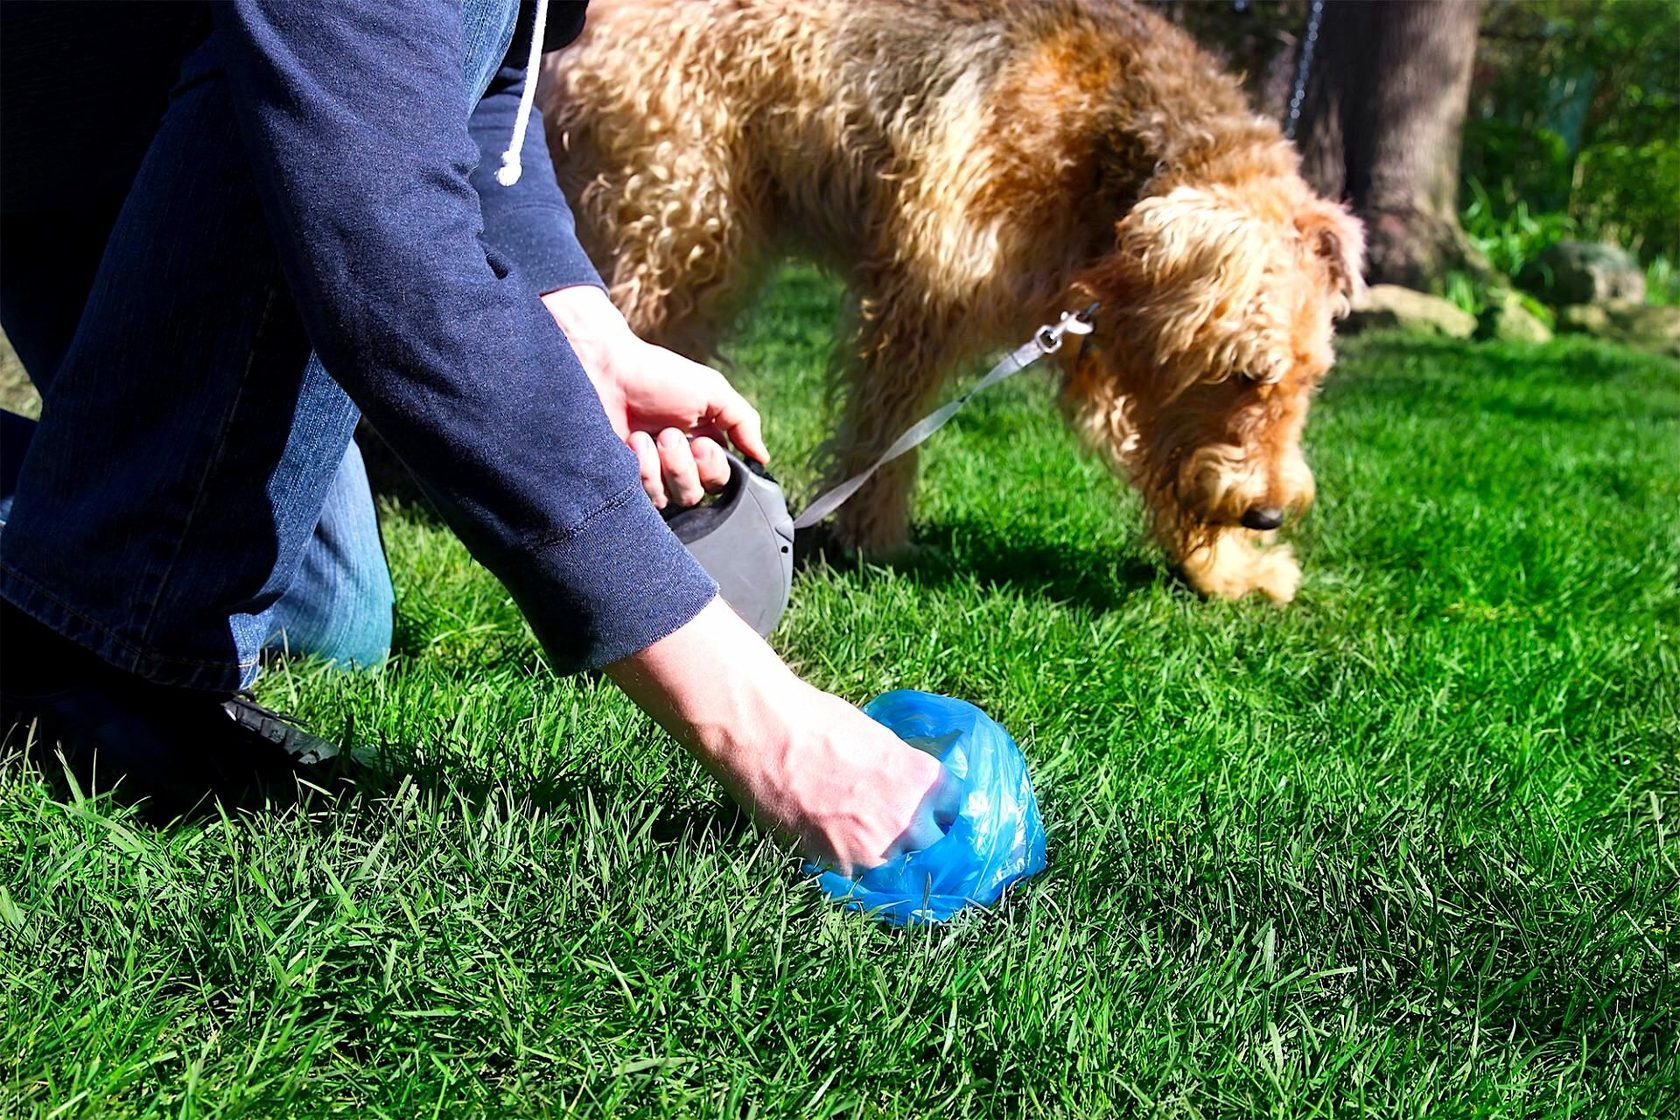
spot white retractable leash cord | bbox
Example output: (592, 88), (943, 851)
(791, 303), (1098, 531)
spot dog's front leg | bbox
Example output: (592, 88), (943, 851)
(824, 305), (961, 557)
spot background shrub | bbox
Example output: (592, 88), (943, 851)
(1465, 0), (1680, 302)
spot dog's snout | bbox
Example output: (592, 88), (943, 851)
(1240, 506), (1284, 531)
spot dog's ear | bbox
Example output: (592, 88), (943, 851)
(1296, 200), (1365, 316)
(1118, 187), (1269, 292)
(1114, 187), (1274, 366)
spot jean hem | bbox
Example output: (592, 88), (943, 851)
(0, 562), (251, 693)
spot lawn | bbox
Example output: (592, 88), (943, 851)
(3, 266), (1677, 1117)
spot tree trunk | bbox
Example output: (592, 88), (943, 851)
(1295, 0), (1490, 289)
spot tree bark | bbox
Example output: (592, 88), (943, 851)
(1295, 0), (1490, 289)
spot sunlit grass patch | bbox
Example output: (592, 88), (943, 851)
(3, 268), (1676, 1117)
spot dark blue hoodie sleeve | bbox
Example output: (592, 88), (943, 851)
(469, 21), (604, 294)
(212, 0), (715, 672)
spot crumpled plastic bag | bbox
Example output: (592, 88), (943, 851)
(809, 690), (1048, 925)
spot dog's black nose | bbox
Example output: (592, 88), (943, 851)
(1240, 507), (1284, 531)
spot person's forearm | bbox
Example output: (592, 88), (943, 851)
(606, 595), (794, 760)
(606, 597), (950, 872)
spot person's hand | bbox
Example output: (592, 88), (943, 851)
(606, 597), (950, 875)
(542, 285), (768, 509)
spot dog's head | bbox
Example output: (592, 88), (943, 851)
(1062, 182), (1363, 548)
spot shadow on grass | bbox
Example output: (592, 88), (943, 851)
(1328, 333), (1678, 412)
(7, 726), (754, 852)
(796, 515), (1163, 613)
(335, 747), (755, 847)
(358, 425), (449, 527)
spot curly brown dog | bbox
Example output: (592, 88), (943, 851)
(542, 0), (1363, 601)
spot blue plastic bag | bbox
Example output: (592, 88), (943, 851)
(809, 690), (1048, 925)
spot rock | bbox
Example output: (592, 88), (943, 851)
(1476, 291), (1553, 343)
(1343, 284), (1477, 339)
(1555, 302), (1680, 358)
(1518, 241), (1646, 306)
(1602, 304), (1680, 358)
(1555, 304), (1612, 336)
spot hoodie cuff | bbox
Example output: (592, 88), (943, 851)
(494, 203), (607, 296)
(514, 481), (718, 672)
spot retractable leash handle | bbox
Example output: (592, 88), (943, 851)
(664, 304), (1097, 635)
(662, 452), (796, 637)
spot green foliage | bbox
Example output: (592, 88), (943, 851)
(4, 268), (1677, 1117)
(1440, 268), (1486, 316)
(1466, 0), (1680, 266)
(1644, 253), (1680, 307)
(1460, 180), (1580, 281)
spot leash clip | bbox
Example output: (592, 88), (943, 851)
(1033, 301), (1100, 355)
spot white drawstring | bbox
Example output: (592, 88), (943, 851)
(496, 0), (550, 186)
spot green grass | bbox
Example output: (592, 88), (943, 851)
(4, 266), (1677, 1117)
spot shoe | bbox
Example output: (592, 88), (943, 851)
(221, 692), (340, 767)
(2, 600), (345, 821)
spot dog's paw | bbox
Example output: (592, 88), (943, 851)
(1250, 544), (1301, 603)
(1177, 532), (1301, 603)
(831, 512), (913, 559)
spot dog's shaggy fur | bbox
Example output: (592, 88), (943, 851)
(542, 0), (1364, 601)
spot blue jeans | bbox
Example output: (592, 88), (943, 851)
(0, 416), (390, 674)
(0, 0), (519, 692)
